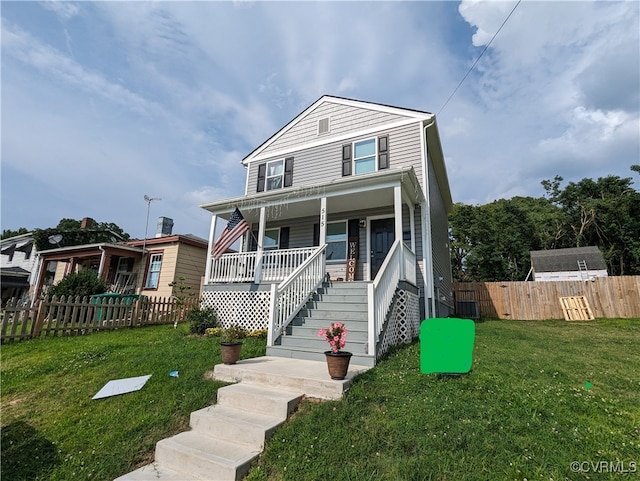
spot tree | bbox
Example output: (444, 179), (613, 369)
(1, 227), (30, 240)
(542, 174), (640, 275)
(33, 218), (131, 251)
(449, 197), (564, 282)
(47, 269), (107, 298)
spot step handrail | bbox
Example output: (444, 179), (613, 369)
(367, 238), (403, 358)
(267, 245), (327, 346)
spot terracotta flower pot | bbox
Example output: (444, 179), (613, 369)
(220, 342), (242, 365)
(324, 351), (353, 380)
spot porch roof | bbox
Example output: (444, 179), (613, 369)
(37, 243), (144, 262)
(200, 167), (424, 223)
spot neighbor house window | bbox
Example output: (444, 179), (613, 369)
(145, 253), (163, 289)
(353, 138), (376, 174)
(326, 221), (347, 261)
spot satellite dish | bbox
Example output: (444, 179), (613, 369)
(48, 234), (63, 246)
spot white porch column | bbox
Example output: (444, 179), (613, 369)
(319, 197), (327, 246)
(254, 207), (266, 283)
(204, 214), (218, 284)
(409, 203), (416, 253)
(394, 185), (404, 280)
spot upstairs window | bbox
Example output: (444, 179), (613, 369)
(145, 253), (163, 289)
(342, 135), (389, 177)
(266, 159), (284, 190)
(354, 138), (376, 174)
(257, 157), (294, 192)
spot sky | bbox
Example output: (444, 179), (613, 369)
(2, 0), (639, 241)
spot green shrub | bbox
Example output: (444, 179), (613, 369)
(47, 269), (107, 298)
(187, 307), (218, 335)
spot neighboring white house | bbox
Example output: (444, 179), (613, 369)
(530, 246), (608, 281)
(199, 95), (454, 366)
(0, 232), (52, 306)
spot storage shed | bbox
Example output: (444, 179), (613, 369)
(530, 246), (608, 281)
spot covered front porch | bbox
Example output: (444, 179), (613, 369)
(200, 168), (426, 365)
(201, 167), (424, 286)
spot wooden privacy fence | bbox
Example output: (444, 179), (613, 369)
(1, 295), (199, 342)
(454, 276), (640, 320)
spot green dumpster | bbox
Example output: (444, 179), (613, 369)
(91, 293), (143, 321)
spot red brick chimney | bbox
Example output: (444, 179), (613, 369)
(81, 217), (95, 229)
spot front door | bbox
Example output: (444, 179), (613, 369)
(370, 218), (395, 279)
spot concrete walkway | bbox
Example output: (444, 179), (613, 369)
(114, 356), (370, 481)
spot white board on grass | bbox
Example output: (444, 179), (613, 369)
(92, 375), (152, 400)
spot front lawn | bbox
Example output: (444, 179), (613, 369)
(247, 319), (640, 481)
(2, 319), (638, 481)
(1, 324), (266, 481)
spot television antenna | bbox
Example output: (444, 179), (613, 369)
(142, 195), (161, 253)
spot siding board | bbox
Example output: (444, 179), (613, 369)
(261, 103), (408, 156)
(248, 123), (423, 194)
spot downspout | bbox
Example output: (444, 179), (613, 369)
(422, 120), (437, 318)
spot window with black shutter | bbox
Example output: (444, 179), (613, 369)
(342, 144), (352, 176)
(284, 157), (294, 187)
(256, 164), (266, 192)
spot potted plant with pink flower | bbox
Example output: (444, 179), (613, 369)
(318, 321), (352, 380)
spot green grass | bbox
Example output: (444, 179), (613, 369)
(2, 320), (639, 481)
(245, 319), (640, 481)
(1, 324), (266, 481)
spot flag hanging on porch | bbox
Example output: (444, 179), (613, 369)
(212, 208), (250, 259)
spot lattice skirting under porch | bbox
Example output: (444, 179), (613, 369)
(377, 288), (421, 360)
(201, 289), (271, 331)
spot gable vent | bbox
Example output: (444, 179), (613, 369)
(318, 117), (330, 135)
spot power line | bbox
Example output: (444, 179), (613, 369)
(437, 0), (522, 116)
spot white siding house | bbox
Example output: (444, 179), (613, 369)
(200, 96), (454, 366)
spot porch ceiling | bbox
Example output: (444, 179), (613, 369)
(200, 167), (424, 223)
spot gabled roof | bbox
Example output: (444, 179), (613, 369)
(530, 246), (607, 272)
(242, 95), (434, 166)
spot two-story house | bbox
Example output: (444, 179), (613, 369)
(200, 96), (453, 366)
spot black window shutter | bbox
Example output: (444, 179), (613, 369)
(284, 157), (294, 188)
(342, 144), (352, 176)
(250, 231), (258, 251)
(256, 164), (266, 192)
(313, 223), (320, 246)
(378, 135), (389, 170)
(280, 227), (290, 249)
(348, 219), (359, 238)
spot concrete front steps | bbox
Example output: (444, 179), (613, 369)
(114, 382), (303, 481)
(267, 281), (376, 367)
(115, 357), (370, 481)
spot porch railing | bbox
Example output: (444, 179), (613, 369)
(208, 247), (317, 284)
(267, 245), (327, 346)
(367, 239), (416, 357)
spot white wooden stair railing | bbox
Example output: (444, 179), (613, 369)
(367, 240), (416, 359)
(267, 245), (327, 347)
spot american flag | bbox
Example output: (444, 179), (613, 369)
(212, 208), (250, 259)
